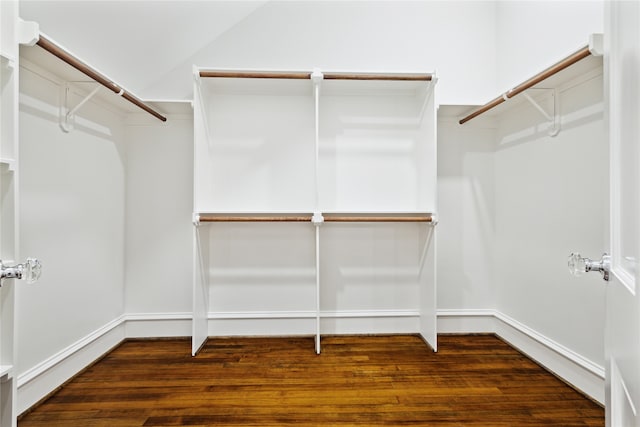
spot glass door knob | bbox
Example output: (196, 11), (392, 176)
(568, 252), (610, 281)
(568, 253), (588, 277)
(23, 258), (42, 284)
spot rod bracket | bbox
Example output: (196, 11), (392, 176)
(522, 88), (560, 137)
(311, 212), (324, 227)
(59, 83), (101, 133)
(193, 213), (201, 226)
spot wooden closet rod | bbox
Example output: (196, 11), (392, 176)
(198, 70), (432, 81)
(199, 71), (312, 79)
(199, 215), (313, 222)
(36, 35), (167, 122)
(197, 215), (433, 223)
(324, 216), (433, 222)
(459, 45), (592, 125)
(323, 73), (432, 81)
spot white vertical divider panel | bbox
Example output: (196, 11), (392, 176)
(312, 70), (323, 354)
(419, 79), (438, 351)
(419, 225), (437, 351)
(191, 69), (208, 355)
(192, 223), (210, 356)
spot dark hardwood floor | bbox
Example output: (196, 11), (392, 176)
(18, 334), (604, 426)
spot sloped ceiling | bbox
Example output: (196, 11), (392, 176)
(19, 0), (267, 100)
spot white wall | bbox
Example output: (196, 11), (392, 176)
(496, 1), (604, 93)
(123, 110), (193, 317)
(493, 72), (607, 367)
(17, 65), (126, 374)
(437, 108), (496, 310)
(142, 0), (498, 105)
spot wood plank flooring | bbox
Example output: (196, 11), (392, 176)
(18, 335), (604, 426)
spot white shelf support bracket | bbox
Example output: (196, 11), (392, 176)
(418, 73), (437, 120)
(192, 213), (201, 226)
(522, 88), (561, 137)
(193, 66), (214, 148)
(311, 68), (324, 89)
(311, 212), (324, 227)
(17, 19), (39, 46)
(589, 33), (604, 57)
(311, 69), (323, 211)
(59, 83), (101, 133)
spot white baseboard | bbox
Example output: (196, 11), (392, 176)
(207, 309), (421, 336)
(17, 308), (605, 416)
(437, 308), (605, 404)
(17, 315), (126, 415)
(124, 312), (192, 338)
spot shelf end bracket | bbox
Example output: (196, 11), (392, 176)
(522, 88), (560, 137)
(59, 84), (101, 133)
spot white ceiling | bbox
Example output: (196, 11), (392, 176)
(19, 0), (267, 99)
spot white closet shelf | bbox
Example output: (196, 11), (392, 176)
(1, 51), (16, 67)
(198, 69), (433, 81)
(459, 36), (603, 125)
(196, 68), (436, 97)
(20, 34), (166, 122)
(195, 212), (434, 223)
(0, 365), (12, 379)
(0, 158), (16, 170)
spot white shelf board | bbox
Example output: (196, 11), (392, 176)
(459, 53), (603, 124)
(19, 44), (164, 116)
(1, 51), (16, 68)
(0, 365), (13, 379)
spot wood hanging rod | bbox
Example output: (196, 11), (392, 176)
(197, 214), (433, 223)
(459, 45), (592, 125)
(324, 216), (433, 222)
(199, 71), (312, 79)
(36, 34), (167, 122)
(323, 73), (432, 81)
(198, 70), (432, 82)
(199, 215), (313, 222)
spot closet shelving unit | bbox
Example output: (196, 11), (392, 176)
(192, 68), (438, 355)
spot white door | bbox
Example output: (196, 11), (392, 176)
(605, 1), (640, 425)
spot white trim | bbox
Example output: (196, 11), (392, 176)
(493, 311), (604, 379)
(17, 315), (126, 414)
(17, 315), (125, 387)
(123, 312), (192, 338)
(207, 309), (420, 320)
(436, 308), (605, 404)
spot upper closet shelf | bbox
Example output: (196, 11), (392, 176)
(458, 34), (603, 131)
(195, 68), (436, 96)
(20, 33), (166, 123)
(194, 212), (434, 225)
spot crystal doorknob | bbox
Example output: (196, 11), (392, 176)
(0, 258), (42, 285)
(568, 252), (610, 281)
